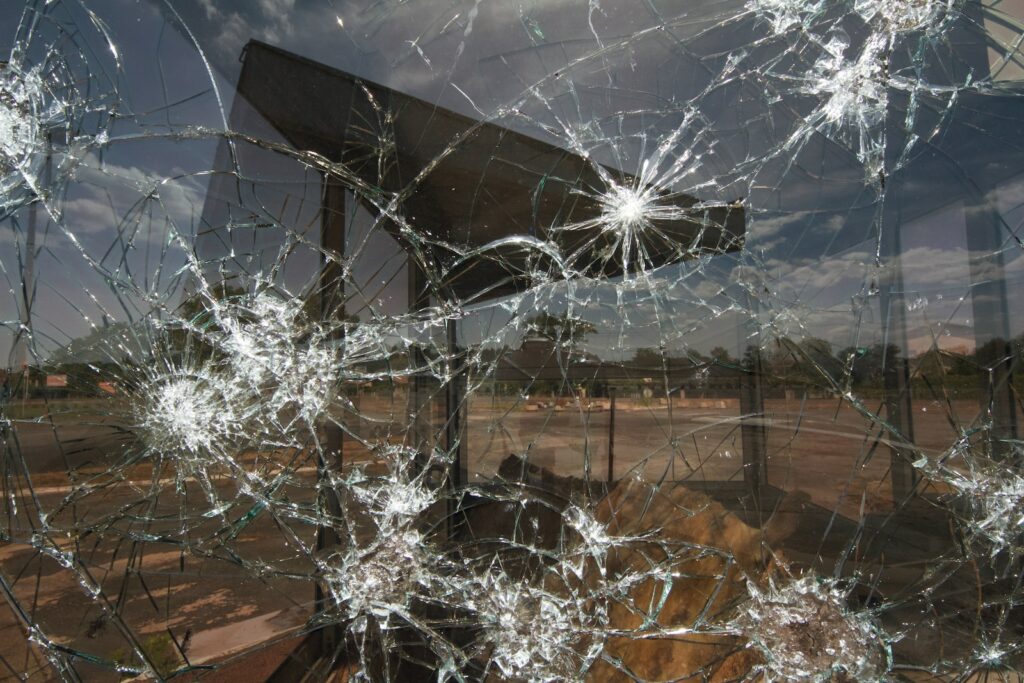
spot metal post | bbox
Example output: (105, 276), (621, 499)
(408, 260), (432, 471)
(740, 344), (767, 502)
(316, 178), (345, 656)
(446, 318), (467, 539)
(740, 289), (768, 507)
(877, 165), (918, 501)
(607, 387), (616, 482)
(16, 133), (46, 400)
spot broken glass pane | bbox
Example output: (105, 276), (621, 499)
(1, 0), (1023, 680)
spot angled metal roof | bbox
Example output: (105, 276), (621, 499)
(230, 40), (744, 301)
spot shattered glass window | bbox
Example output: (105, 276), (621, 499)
(2, 0), (1024, 680)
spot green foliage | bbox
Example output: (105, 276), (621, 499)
(110, 633), (183, 678)
(523, 312), (596, 344)
(631, 346), (665, 368)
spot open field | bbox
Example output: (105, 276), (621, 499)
(0, 394), (996, 679)
(464, 395), (976, 516)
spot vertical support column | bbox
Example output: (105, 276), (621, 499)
(965, 197), (1018, 461)
(880, 313), (917, 500)
(408, 259), (432, 470)
(18, 194), (36, 400)
(878, 199), (918, 501)
(446, 319), (466, 485)
(445, 318), (467, 538)
(316, 177), (345, 654)
(607, 387), (616, 483)
(739, 343), (767, 504)
(740, 294), (767, 507)
(946, 0), (1018, 463)
(13, 134), (48, 399)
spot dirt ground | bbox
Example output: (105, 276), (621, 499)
(0, 394), (992, 680)
(464, 395), (975, 516)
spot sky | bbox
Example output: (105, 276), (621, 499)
(2, 0), (1023, 368)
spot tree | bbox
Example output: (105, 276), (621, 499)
(709, 346), (734, 364)
(631, 347), (664, 369)
(796, 337), (843, 384)
(837, 343), (902, 387)
(523, 312), (596, 345)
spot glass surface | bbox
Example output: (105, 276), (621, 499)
(1, 0), (1023, 680)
